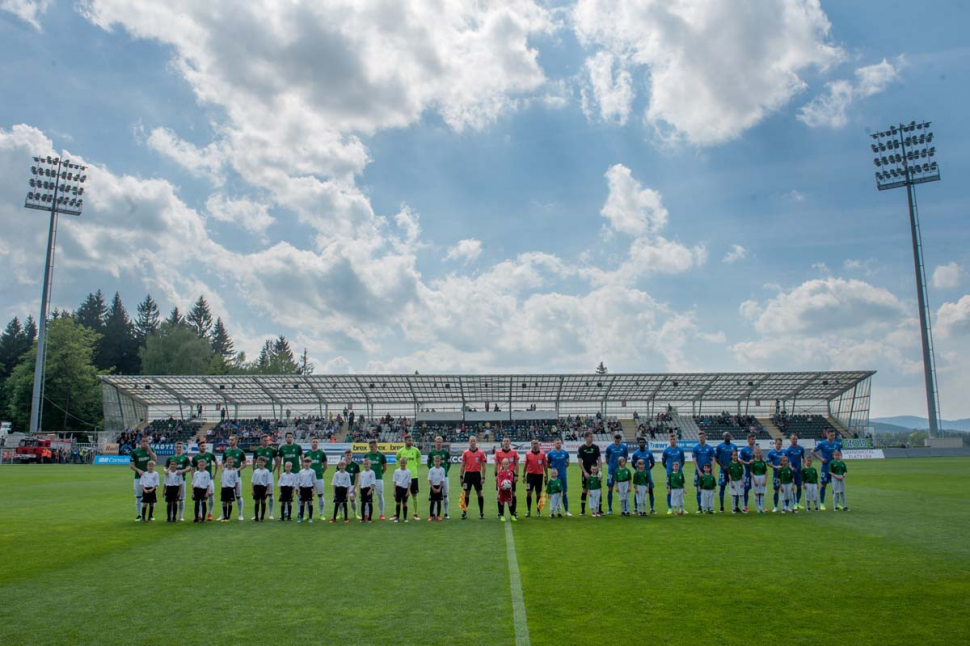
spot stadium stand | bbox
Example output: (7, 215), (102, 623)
(694, 412), (771, 440)
(771, 413), (841, 440)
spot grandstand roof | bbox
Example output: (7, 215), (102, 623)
(102, 371), (875, 407)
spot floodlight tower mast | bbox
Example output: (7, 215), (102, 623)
(869, 120), (941, 437)
(24, 155), (87, 433)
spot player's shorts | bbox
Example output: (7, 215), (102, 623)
(743, 472), (752, 490)
(526, 473), (543, 493)
(441, 477), (449, 496)
(142, 489), (157, 504)
(606, 469), (616, 488)
(670, 488), (685, 508)
(700, 489), (715, 510)
(717, 469), (730, 487)
(616, 481), (630, 497)
(192, 486), (208, 502)
(558, 472), (568, 491)
(179, 479), (185, 501)
(234, 479), (243, 497)
(314, 478), (325, 494)
(752, 474), (767, 495)
(133, 479), (142, 497)
(410, 477), (419, 495)
(463, 472), (483, 492)
(279, 486), (294, 503)
(831, 477), (845, 494)
(252, 484), (268, 501)
(221, 486), (236, 503)
(333, 486), (348, 503)
(374, 479), (385, 498)
(803, 483), (819, 501)
(394, 485), (408, 502)
(820, 465), (832, 485)
(164, 485), (180, 503)
(729, 479), (744, 497)
(792, 469), (803, 486)
(299, 486), (313, 503)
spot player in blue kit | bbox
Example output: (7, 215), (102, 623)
(714, 432), (737, 513)
(546, 437), (572, 516)
(630, 437), (656, 514)
(737, 432), (757, 513)
(691, 431), (716, 514)
(785, 434), (806, 509)
(811, 429), (842, 511)
(766, 437), (786, 513)
(661, 433), (686, 515)
(604, 434), (628, 515)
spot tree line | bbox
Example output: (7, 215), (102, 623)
(0, 291), (313, 433)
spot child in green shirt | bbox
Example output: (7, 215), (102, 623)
(698, 463), (717, 514)
(633, 459), (651, 516)
(778, 456), (796, 514)
(614, 456), (632, 516)
(801, 455), (820, 511)
(829, 451), (848, 511)
(727, 449), (745, 514)
(669, 462), (686, 515)
(751, 447), (768, 514)
(588, 465), (603, 517)
(547, 468), (565, 517)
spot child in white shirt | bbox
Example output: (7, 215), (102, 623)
(219, 458), (240, 522)
(250, 456), (273, 522)
(358, 459), (377, 523)
(139, 461), (159, 522)
(427, 454), (446, 521)
(297, 457), (317, 523)
(163, 462), (182, 522)
(392, 458), (412, 523)
(330, 461), (352, 523)
(278, 462), (298, 521)
(191, 461), (213, 522)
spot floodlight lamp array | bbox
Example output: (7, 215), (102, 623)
(24, 156), (88, 216)
(870, 121), (940, 191)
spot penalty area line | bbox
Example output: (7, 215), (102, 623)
(504, 520), (531, 646)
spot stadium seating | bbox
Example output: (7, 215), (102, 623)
(771, 414), (840, 440)
(694, 413), (771, 440)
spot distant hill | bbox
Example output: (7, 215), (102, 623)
(871, 416), (970, 432)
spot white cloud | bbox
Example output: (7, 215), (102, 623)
(205, 194), (274, 236)
(937, 296), (970, 338)
(723, 244), (747, 264)
(732, 276), (922, 377)
(601, 164), (667, 236)
(932, 262), (962, 290)
(444, 238), (483, 264)
(581, 51), (634, 125)
(0, 0), (51, 29)
(146, 127), (226, 184)
(572, 0), (843, 145)
(742, 277), (906, 336)
(785, 189), (807, 202)
(82, 0), (555, 190)
(798, 58), (899, 128)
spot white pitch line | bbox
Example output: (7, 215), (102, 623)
(504, 520), (531, 646)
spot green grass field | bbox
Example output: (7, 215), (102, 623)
(1, 459), (969, 646)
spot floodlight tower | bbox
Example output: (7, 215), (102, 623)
(24, 155), (87, 433)
(869, 120), (941, 437)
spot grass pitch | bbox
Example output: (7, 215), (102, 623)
(0, 459), (968, 646)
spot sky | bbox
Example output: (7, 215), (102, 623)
(1, 0), (969, 419)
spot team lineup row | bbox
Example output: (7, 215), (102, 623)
(127, 429), (849, 523)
